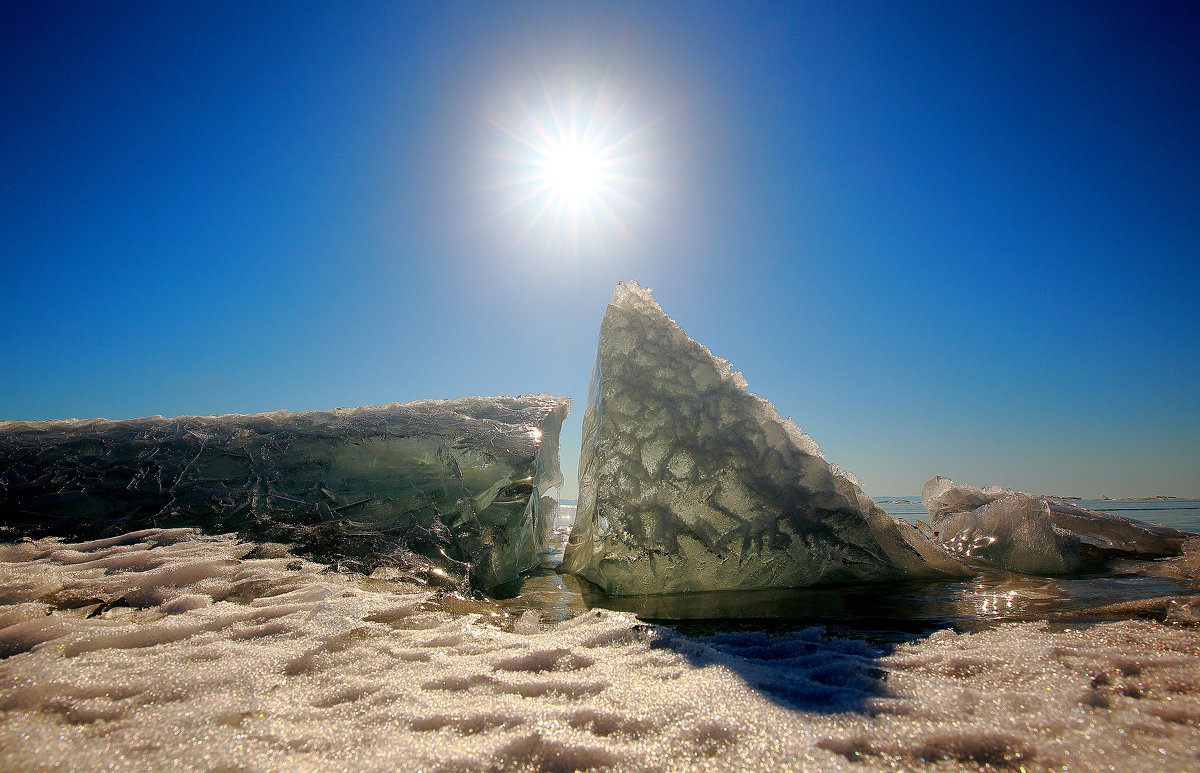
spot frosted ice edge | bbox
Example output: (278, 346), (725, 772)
(561, 281), (966, 595)
(0, 395), (571, 591)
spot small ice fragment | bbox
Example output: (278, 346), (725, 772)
(513, 610), (542, 635)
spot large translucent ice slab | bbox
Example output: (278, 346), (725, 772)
(560, 282), (967, 595)
(0, 396), (570, 591)
(923, 476), (1192, 573)
(939, 494), (1084, 574)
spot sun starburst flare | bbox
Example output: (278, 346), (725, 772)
(477, 62), (671, 259)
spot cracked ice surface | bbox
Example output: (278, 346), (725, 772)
(922, 477), (1193, 574)
(0, 396), (570, 590)
(561, 282), (966, 595)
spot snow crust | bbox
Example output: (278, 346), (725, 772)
(923, 477), (1193, 574)
(0, 396), (571, 590)
(562, 282), (966, 594)
(3, 529), (1200, 771)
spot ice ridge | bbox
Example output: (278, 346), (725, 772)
(0, 396), (571, 591)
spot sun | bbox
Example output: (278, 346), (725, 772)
(540, 139), (605, 204)
(477, 63), (667, 256)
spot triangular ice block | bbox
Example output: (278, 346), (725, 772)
(561, 282), (965, 595)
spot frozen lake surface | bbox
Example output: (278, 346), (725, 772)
(1, 501), (1198, 771)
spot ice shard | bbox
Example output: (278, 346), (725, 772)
(0, 396), (570, 591)
(560, 282), (967, 595)
(940, 494), (1084, 574)
(923, 476), (1193, 573)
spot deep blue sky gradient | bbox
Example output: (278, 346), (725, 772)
(2, 2), (1197, 497)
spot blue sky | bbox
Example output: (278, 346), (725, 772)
(2, 2), (1197, 498)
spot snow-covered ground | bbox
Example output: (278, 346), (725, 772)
(2, 528), (1199, 771)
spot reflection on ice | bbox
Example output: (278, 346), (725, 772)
(974, 588), (1019, 618)
(501, 504), (1200, 636)
(564, 567), (1200, 633)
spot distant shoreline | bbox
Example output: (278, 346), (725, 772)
(1072, 495), (1184, 502)
(561, 496), (1193, 506)
(872, 495), (1190, 504)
